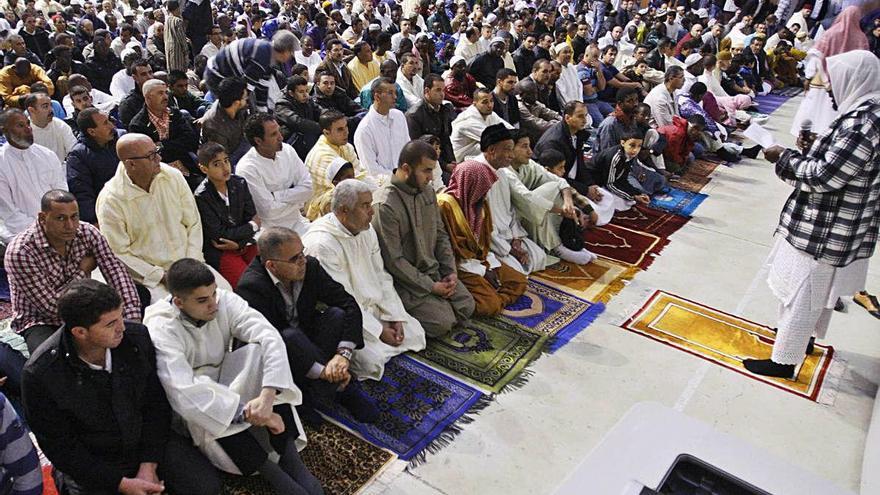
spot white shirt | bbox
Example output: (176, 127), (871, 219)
(235, 144), (312, 235)
(294, 50), (324, 82)
(0, 144), (66, 243)
(200, 41), (222, 59)
(63, 88), (119, 116)
(353, 106), (410, 180)
(396, 69), (424, 108)
(644, 83), (678, 127)
(455, 37), (482, 65)
(556, 63), (583, 106)
(30, 117), (77, 163)
(390, 32), (411, 52)
(110, 69), (135, 98)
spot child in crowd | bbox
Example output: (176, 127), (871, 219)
(539, 149), (597, 254)
(305, 157), (355, 220)
(193, 142), (260, 288)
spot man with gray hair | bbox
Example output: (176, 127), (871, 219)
(205, 30), (299, 112)
(301, 180), (426, 380)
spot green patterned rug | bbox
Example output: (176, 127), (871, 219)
(411, 317), (546, 394)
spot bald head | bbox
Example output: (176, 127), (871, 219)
(117, 133), (155, 159)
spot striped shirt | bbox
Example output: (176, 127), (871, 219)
(0, 393), (42, 495)
(207, 38), (274, 111)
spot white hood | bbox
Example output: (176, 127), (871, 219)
(826, 50), (880, 115)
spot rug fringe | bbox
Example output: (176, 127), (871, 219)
(594, 266), (639, 304)
(405, 394), (494, 469)
(547, 302), (606, 353)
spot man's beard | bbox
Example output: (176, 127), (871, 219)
(7, 134), (33, 148)
(405, 173), (422, 190)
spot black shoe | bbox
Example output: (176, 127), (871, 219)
(338, 386), (380, 423)
(769, 328), (815, 355)
(834, 298), (845, 312)
(741, 145), (762, 159)
(743, 359), (796, 378)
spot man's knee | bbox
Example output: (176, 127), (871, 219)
(162, 432), (222, 495)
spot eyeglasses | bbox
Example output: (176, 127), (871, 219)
(125, 147), (162, 162)
(267, 252), (306, 264)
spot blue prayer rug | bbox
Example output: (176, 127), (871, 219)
(319, 355), (488, 462)
(501, 279), (605, 352)
(753, 93), (792, 114)
(650, 188), (708, 217)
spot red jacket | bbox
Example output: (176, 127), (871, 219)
(657, 116), (696, 166)
(444, 73), (477, 108)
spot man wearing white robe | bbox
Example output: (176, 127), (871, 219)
(236, 114), (313, 235)
(475, 133), (550, 275)
(450, 88), (515, 163)
(144, 259), (323, 495)
(353, 78), (410, 183)
(302, 180), (426, 381)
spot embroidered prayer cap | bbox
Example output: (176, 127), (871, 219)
(490, 36), (506, 46)
(449, 55), (466, 68)
(480, 123), (514, 152)
(684, 53), (702, 68)
(325, 157), (352, 183)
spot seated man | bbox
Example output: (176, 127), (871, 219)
(168, 69), (208, 117)
(275, 75), (322, 159)
(199, 77), (250, 166)
(437, 161), (528, 317)
(0, 391), (42, 495)
(144, 259), (323, 494)
(359, 60), (408, 112)
(353, 77), (410, 182)
(194, 142), (259, 288)
(450, 88), (512, 163)
(62, 74), (120, 118)
(96, 133), (231, 303)
(0, 58), (54, 108)
(302, 180), (426, 380)
(372, 140), (475, 338)
(312, 71), (363, 118)
(65, 108), (125, 224)
(236, 113), (313, 235)
(443, 56), (477, 110)
(115, 60), (153, 124)
(477, 124), (550, 275)
(506, 132), (598, 265)
(303, 111), (371, 221)
(657, 114), (706, 172)
(22, 279), (220, 495)
(25, 91), (77, 163)
(128, 79), (202, 191)
(5, 190), (142, 353)
(405, 73), (455, 174)
(516, 78), (562, 146)
(236, 227), (379, 425)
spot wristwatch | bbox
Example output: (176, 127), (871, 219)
(336, 348), (353, 360)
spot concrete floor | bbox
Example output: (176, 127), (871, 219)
(367, 97), (880, 495)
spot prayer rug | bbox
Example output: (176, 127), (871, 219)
(611, 205), (690, 236)
(770, 86), (803, 98)
(621, 290), (837, 402)
(412, 317), (546, 394)
(299, 422), (396, 494)
(320, 355), (489, 460)
(649, 187), (708, 217)
(753, 93), (791, 114)
(533, 258), (638, 304)
(501, 279), (605, 352)
(582, 224), (667, 270)
(670, 160), (718, 193)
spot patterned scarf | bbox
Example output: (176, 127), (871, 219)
(444, 160), (498, 241)
(148, 108), (170, 140)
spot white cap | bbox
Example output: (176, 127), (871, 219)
(684, 53), (702, 67)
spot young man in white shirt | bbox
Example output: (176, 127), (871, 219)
(25, 92), (77, 162)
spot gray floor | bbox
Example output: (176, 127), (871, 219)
(368, 97), (880, 494)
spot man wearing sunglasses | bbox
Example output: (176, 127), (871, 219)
(96, 133), (232, 305)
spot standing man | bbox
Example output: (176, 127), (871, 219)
(744, 51), (880, 378)
(237, 113), (312, 235)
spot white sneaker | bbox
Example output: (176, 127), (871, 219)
(553, 245), (597, 265)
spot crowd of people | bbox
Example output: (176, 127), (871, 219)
(0, 0), (877, 492)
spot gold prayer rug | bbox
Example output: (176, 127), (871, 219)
(621, 290), (838, 402)
(533, 258), (638, 304)
(671, 160), (719, 193)
(221, 422), (396, 495)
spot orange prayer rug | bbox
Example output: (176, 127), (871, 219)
(621, 290), (841, 403)
(533, 258), (639, 304)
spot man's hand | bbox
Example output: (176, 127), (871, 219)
(79, 255), (97, 276)
(763, 145), (785, 163)
(431, 281), (454, 298)
(322, 354), (350, 383)
(484, 268), (501, 290)
(587, 185), (603, 202)
(252, 215), (262, 228)
(212, 238), (240, 251)
(244, 387), (276, 426)
(795, 132), (817, 154)
(135, 463), (160, 486)
(118, 477), (164, 495)
(168, 160), (190, 176)
(510, 238), (529, 267)
(380, 320), (405, 346)
(561, 195), (577, 220)
(634, 194), (650, 205)
(265, 412), (285, 435)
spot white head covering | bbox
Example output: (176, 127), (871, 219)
(449, 55), (466, 67)
(325, 157), (351, 183)
(826, 50), (880, 115)
(684, 53), (702, 68)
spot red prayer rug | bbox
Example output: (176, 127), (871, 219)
(582, 224), (667, 270)
(610, 205), (690, 237)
